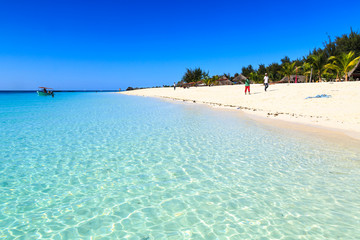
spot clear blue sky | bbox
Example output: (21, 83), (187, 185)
(1, 0), (359, 90)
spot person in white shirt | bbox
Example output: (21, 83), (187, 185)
(264, 73), (269, 92)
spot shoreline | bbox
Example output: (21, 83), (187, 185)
(120, 82), (360, 142)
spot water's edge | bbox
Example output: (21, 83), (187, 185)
(125, 93), (360, 144)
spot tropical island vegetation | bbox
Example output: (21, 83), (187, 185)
(180, 29), (360, 86)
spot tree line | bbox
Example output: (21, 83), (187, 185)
(181, 29), (360, 85)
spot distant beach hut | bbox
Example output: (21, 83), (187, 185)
(280, 75), (306, 83)
(181, 82), (195, 88)
(181, 83), (189, 88)
(348, 59), (360, 80)
(232, 74), (247, 84)
(195, 81), (206, 86)
(216, 76), (233, 85)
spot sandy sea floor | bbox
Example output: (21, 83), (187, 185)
(2, 92), (360, 239)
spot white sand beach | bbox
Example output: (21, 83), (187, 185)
(121, 82), (360, 139)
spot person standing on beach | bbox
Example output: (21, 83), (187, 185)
(245, 78), (250, 95)
(264, 73), (269, 91)
(173, 82), (176, 90)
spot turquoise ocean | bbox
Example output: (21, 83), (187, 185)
(1, 92), (360, 239)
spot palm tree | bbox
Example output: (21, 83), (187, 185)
(328, 51), (360, 81)
(279, 62), (296, 83)
(308, 54), (327, 82)
(325, 60), (341, 81)
(202, 71), (210, 80)
(301, 62), (312, 82)
(249, 71), (261, 83)
(202, 76), (212, 86)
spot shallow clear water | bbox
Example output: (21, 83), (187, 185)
(1, 92), (360, 239)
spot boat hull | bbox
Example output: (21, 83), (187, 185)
(37, 91), (53, 96)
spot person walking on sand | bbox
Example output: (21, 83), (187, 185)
(264, 73), (269, 92)
(173, 82), (176, 90)
(245, 77), (250, 95)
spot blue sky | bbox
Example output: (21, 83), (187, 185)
(1, 0), (359, 90)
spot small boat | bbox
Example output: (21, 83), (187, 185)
(37, 87), (54, 97)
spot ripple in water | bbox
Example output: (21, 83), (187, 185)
(0, 92), (360, 239)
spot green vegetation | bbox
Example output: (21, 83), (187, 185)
(327, 52), (360, 81)
(181, 68), (208, 83)
(308, 54), (327, 82)
(179, 29), (360, 85)
(279, 62), (297, 84)
(202, 75), (211, 86)
(301, 62), (312, 82)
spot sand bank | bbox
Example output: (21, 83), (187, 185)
(121, 82), (360, 140)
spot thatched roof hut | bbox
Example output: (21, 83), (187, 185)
(280, 75), (306, 83)
(195, 81), (206, 86)
(232, 74), (247, 84)
(216, 76), (233, 85)
(348, 59), (360, 80)
(181, 82), (195, 88)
